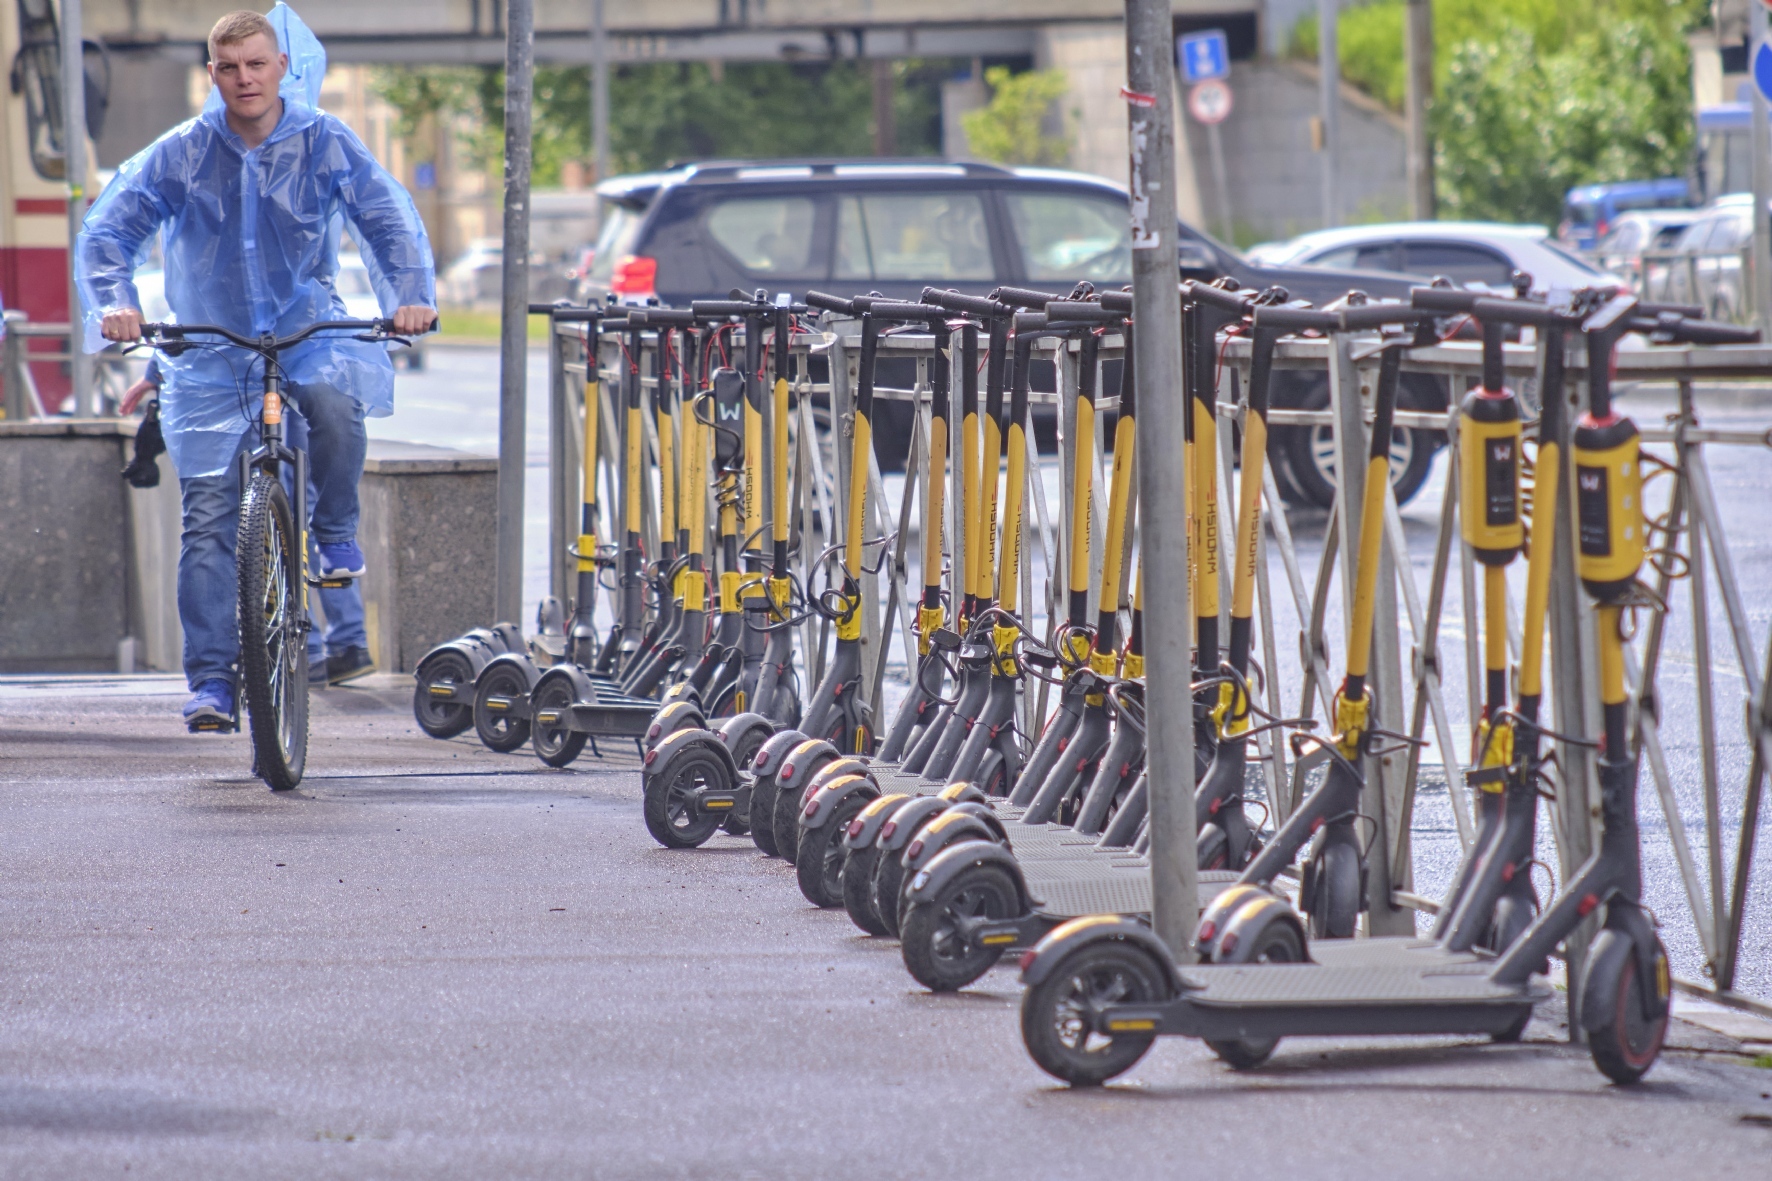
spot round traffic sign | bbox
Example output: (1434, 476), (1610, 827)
(1188, 79), (1233, 125)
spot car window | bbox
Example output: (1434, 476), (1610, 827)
(704, 196), (818, 276)
(1600, 223), (1642, 253)
(1673, 218), (1714, 253)
(1535, 238), (1605, 276)
(332, 264), (374, 296)
(1651, 224), (1689, 249)
(587, 204), (642, 284)
(1002, 191), (1130, 283)
(1402, 242), (1513, 286)
(1711, 214), (1752, 250)
(1301, 242), (1400, 272)
(835, 192), (993, 281)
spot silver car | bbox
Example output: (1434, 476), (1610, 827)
(1247, 221), (1622, 299)
(1662, 195), (1755, 324)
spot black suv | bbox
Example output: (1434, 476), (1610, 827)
(581, 159), (1444, 506)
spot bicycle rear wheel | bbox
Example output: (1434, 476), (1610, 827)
(238, 471), (309, 789)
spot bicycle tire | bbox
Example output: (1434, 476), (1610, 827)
(237, 471), (308, 789)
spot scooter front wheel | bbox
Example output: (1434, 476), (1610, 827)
(795, 795), (871, 908)
(1585, 931), (1669, 1084)
(1021, 942), (1164, 1086)
(900, 863), (1019, 992)
(1204, 912), (1304, 1070)
(529, 675), (587, 768)
(642, 741), (728, 849)
(473, 664), (532, 753)
(413, 650), (475, 739)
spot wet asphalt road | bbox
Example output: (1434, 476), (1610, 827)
(2, 675), (1771, 1179)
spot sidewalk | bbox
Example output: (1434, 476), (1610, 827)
(1, 673), (1770, 1178)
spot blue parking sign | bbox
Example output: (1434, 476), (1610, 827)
(1178, 30), (1230, 84)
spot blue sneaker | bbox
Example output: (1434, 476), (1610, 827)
(183, 679), (235, 732)
(317, 540), (366, 580)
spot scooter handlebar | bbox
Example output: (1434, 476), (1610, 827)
(863, 299), (945, 322)
(1634, 300), (1707, 319)
(1013, 311), (1049, 333)
(920, 288), (1003, 316)
(1466, 297), (1572, 328)
(1098, 290), (1134, 313)
(1045, 300), (1122, 323)
(1185, 281), (1255, 312)
(1409, 286), (1482, 313)
(1252, 305), (1339, 332)
(1333, 302), (1436, 331)
(992, 284), (1066, 310)
(804, 291), (859, 316)
(690, 299), (764, 318)
(1638, 314), (1762, 345)
(627, 307), (697, 326)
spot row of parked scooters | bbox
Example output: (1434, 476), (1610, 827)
(409, 275), (1756, 1087)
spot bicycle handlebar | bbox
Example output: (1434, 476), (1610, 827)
(139, 318), (423, 353)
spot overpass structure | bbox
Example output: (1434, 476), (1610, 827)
(86, 1), (1262, 66)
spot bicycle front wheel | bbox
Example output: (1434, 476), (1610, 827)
(238, 471), (309, 789)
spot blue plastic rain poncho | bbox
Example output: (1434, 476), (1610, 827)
(76, 3), (433, 478)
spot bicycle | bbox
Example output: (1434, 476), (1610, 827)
(134, 317), (426, 789)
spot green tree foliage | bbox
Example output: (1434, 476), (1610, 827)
(960, 66), (1071, 166)
(1286, 0), (1706, 224)
(371, 59), (953, 187)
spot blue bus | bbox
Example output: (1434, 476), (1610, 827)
(1559, 177), (1693, 250)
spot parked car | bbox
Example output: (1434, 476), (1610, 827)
(440, 238), (504, 305)
(1592, 211), (1697, 300)
(1245, 221), (1622, 300)
(1558, 178), (1692, 251)
(334, 252), (424, 369)
(1663, 194), (1759, 324)
(582, 158), (1448, 506)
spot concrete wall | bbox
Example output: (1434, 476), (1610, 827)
(1178, 59), (1407, 244)
(0, 429), (495, 677)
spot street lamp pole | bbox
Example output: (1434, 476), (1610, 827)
(495, 0), (535, 624)
(1124, 0), (1198, 958)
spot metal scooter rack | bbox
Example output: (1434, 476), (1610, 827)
(1217, 327), (1772, 1021)
(533, 304), (1771, 1021)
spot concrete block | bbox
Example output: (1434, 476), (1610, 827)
(0, 425), (493, 677)
(0, 421), (133, 673)
(356, 441), (498, 674)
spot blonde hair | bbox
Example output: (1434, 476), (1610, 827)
(207, 10), (277, 59)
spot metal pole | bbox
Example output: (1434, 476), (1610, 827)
(1124, 0), (1197, 958)
(495, 0), (535, 625)
(1404, 0), (1434, 220)
(1317, 0), (1340, 229)
(591, 0), (609, 185)
(61, 0), (92, 416)
(1751, 3), (1772, 332)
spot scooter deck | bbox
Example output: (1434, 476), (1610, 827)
(1025, 868), (1240, 918)
(1179, 940), (1549, 1008)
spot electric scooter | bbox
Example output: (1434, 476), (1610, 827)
(1014, 295), (1756, 1087)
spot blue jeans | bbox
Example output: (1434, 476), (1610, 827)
(177, 383), (366, 689)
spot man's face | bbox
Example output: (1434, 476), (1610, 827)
(208, 33), (287, 123)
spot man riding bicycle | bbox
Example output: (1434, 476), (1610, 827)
(77, 5), (436, 730)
